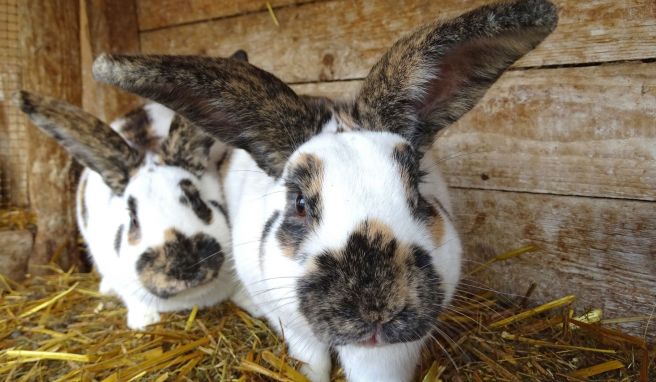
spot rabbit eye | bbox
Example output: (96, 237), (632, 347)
(295, 193), (306, 217)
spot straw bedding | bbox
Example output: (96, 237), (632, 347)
(0, 247), (653, 381)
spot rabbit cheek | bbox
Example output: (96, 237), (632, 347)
(297, 220), (442, 345)
(136, 230), (224, 298)
(392, 143), (446, 245)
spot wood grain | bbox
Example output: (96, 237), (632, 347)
(451, 188), (656, 331)
(140, 0), (656, 84)
(292, 62), (656, 201)
(137, 0), (313, 31)
(81, 0), (143, 122)
(0, 230), (32, 282)
(20, 0), (81, 272)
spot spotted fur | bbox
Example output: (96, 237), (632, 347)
(179, 179), (213, 224)
(118, 107), (159, 151)
(299, 219), (442, 345)
(136, 229), (223, 298)
(93, 1), (558, 380)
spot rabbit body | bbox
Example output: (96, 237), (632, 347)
(93, 0), (558, 379)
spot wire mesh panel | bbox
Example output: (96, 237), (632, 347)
(0, 0), (28, 209)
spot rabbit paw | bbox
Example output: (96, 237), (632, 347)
(98, 278), (116, 295)
(126, 307), (160, 330)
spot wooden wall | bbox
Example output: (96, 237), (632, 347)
(131, 0), (656, 326)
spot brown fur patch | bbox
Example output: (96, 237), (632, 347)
(119, 106), (159, 151)
(161, 115), (214, 176)
(136, 229), (223, 298)
(297, 218), (443, 345)
(217, 148), (233, 187)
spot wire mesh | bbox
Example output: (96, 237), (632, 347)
(0, 0), (28, 209)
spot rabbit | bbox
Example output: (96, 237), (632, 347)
(19, 51), (254, 330)
(92, 0), (557, 379)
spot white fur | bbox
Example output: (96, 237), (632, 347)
(224, 129), (462, 381)
(78, 107), (242, 329)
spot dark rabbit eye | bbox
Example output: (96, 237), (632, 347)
(295, 193), (306, 217)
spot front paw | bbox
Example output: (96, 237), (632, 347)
(126, 307), (160, 330)
(98, 278), (116, 295)
(300, 361), (331, 382)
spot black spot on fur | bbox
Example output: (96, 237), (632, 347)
(259, 210), (281, 270)
(297, 220), (443, 346)
(136, 230), (223, 298)
(179, 179), (213, 224)
(127, 196), (141, 244)
(209, 200), (230, 228)
(114, 224), (124, 255)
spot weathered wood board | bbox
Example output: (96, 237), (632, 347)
(81, 0), (143, 122)
(20, 0), (81, 272)
(451, 188), (656, 325)
(137, 0), (313, 31)
(293, 61), (656, 201)
(0, 230), (32, 282)
(140, 0), (656, 83)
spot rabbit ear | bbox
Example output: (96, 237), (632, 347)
(18, 91), (142, 194)
(158, 49), (249, 176)
(229, 49), (248, 62)
(92, 54), (330, 178)
(159, 114), (214, 176)
(355, 0), (558, 152)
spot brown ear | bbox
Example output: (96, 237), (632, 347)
(159, 114), (214, 176)
(355, 0), (558, 151)
(92, 54), (330, 178)
(18, 91), (142, 194)
(229, 49), (248, 62)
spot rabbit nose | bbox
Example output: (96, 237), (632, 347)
(359, 303), (406, 325)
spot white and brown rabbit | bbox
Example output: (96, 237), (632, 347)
(18, 51), (254, 330)
(93, 0), (557, 379)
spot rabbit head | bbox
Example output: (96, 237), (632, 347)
(93, 0), (556, 351)
(18, 91), (232, 302)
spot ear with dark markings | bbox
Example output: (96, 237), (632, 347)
(229, 49), (248, 62)
(355, 0), (558, 152)
(92, 54), (331, 177)
(18, 91), (142, 194)
(159, 50), (248, 175)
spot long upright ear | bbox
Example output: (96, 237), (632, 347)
(355, 0), (558, 151)
(18, 91), (142, 194)
(92, 54), (331, 177)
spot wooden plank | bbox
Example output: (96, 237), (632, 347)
(140, 0), (656, 84)
(0, 230), (32, 282)
(291, 62), (656, 201)
(451, 188), (656, 329)
(137, 0), (313, 31)
(81, 0), (143, 122)
(20, 0), (82, 272)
